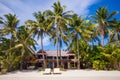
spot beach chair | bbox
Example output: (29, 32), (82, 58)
(53, 68), (61, 74)
(43, 68), (51, 75)
(27, 66), (35, 70)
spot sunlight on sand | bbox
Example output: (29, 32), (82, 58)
(0, 70), (120, 80)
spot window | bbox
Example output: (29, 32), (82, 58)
(47, 57), (53, 60)
(38, 55), (43, 59)
(62, 57), (67, 59)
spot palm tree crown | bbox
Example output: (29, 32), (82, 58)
(91, 7), (118, 46)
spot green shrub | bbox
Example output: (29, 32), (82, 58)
(93, 60), (107, 70)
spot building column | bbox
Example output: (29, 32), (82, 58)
(67, 56), (70, 69)
(42, 54), (44, 68)
(74, 61), (75, 68)
(52, 56), (54, 69)
(68, 62), (70, 69)
(52, 62), (54, 69)
(63, 62), (64, 69)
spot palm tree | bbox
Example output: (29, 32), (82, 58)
(0, 13), (19, 55)
(84, 20), (100, 46)
(6, 26), (36, 70)
(0, 14), (19, 71)
(50, 29), (69, 67)
(25, 11), (49, 68)
(68, 14), (86, 69)
(91, 7), (118, 46)
(44, 1), (72, 67)
(109, 19), (120, 42)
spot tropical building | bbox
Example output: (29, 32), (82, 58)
(36, 50), (77, 69)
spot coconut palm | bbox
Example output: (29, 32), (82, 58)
(44, 1), (72, 67)
(5, 26), (36, 70)
(83, 20), (100, 48)
(25, 11), (49, 68)
(0, 13), (19, 55)
(91, 7), (118, 46)
(109, 19), (120, 42)
(68, 14), (86, 69)
(58, 31), (69, 65)
(50, 29), (69, 67)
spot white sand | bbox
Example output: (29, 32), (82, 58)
(0, 70), (120, 80)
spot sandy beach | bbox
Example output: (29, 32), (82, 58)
(0, 70), (120, 80)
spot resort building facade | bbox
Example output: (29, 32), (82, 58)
(36, 50), (76, 69)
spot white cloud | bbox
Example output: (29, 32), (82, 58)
(0, 0), (98, 24)
(40, 0), (98, 15)
(59, 0), (98, 15)
(0, 0), (98, 50)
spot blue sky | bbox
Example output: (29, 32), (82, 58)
(0, 0), (120, 51)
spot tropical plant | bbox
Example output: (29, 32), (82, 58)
(84, 20), (99, 46)
(102, 44), (120, 70)
(44, 1), (72, 67)
(91, 7), (118, 46)
(109, 19), (120, 42)
(49, 29), (69, 68)
(68, 14), (87, 69)
(25, 11), (50, 68)
(5, 26), (36, 70)
(0, 13), (19, 56)
(0, 37), (21, 71)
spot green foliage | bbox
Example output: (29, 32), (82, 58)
(0, 53), (21, 72)
(93, 60), (107, 70)
(90, 44), (120, 70)
(0, 1), (120, 72)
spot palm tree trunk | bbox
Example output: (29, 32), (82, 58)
(59, 36), (62, 68)
(56, 26), (59, 68)
(55, 18), (59, 68)
(10, 39), (12, 56)
(20, 49), (25, 70)
(8, 35), (12, 71)
(41, 32), (46, 68)
(102, 35), (104, 47)
(77, 34), (80, 69)
(100, 25), (104, 47)
(59, 46), (62, 67)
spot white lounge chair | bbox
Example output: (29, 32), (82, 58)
(53, 68), (61, 74)
(27, 66), (35, 70)
(43, 68), (51, 75)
